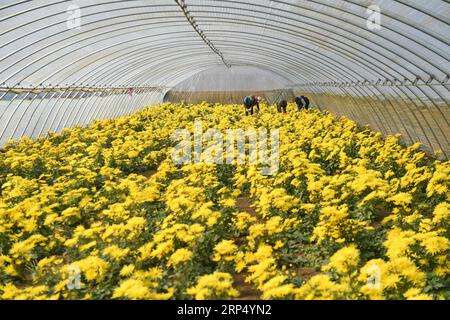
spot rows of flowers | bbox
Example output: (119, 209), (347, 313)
(0, 102), (448, 300)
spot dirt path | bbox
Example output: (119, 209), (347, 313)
(140, 169), (157, 179)
(234, 273), (261, 300)
(234, 194), (261, 300)
(235, 194), (257, 217)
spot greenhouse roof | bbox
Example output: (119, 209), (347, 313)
(0, 0), (448, 89)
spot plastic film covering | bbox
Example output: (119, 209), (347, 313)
(0, 0), (449, 157)
(165, 65), (295, 103)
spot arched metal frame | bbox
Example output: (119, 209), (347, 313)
(0, 0), (448, 157)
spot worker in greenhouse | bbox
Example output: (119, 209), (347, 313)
(295, 96), (310, 111)
(243, 95), (261, 116)
(277, 99), (288, 113)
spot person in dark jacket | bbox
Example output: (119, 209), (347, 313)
(277, 100), (288, 113)
(243, 96), (261, 116)
(295, 96), (310, 111)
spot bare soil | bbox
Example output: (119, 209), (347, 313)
(233, 193), (261, 299)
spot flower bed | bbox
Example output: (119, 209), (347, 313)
(0, 102), (448, 300)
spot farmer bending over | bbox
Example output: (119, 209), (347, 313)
(295, 96), (310, 111)
(243, 96), (261, 116)
(277, 100), (288, 113)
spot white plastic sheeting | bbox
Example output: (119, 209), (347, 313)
(169, 66), (293, 92)
(0, 0), (449, 156)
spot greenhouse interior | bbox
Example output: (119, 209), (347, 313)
(0, 0), (449, 303)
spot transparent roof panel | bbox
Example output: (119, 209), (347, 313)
(170, 65), (294, 91)
(0, 0), (448, 90)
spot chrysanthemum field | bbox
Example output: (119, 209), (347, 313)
(0, 103), (448, 300)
